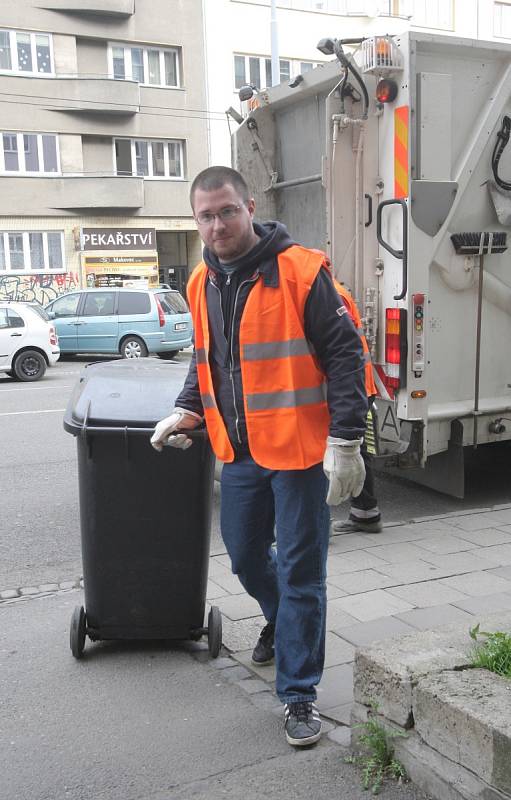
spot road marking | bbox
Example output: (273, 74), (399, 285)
(0, 408), (66, 417)
(0, 386), (66, 392)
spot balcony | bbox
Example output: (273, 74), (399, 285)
(2, 176), (144, 215)
(35, 0), (134, 16)
(0, 74), (140, 116)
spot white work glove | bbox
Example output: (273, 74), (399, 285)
(150, 407), (202, 452)
(323, 436), (365, 506)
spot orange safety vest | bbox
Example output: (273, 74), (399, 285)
(334, 281), (377, 398)
(187, 245), (331, 469)
(309, 249), (376, 398)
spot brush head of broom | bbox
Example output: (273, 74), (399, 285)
(450, 232), (507, 255)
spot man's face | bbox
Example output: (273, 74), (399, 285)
(192, 183), (257, 261)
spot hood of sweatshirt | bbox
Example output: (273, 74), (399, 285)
(202, 221), (295, 283)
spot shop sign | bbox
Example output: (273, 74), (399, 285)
(81, 228), (156, 251)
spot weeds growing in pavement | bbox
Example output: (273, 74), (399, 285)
(346, 703), (407, 795)
(469, 623), (511, 679)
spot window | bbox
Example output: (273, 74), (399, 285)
(495, 1), (511, 37)
(0, 29), (53, 75)
(0, 231), (65, 271)
(49, 293), (80, 318)
(0, 309), (24, 328)
(118, 292), (151, 314)
(234, 54), (321, 91)
(7, 309), (25, 328)
(82, 292), (116, 316)
(114, 138), (184, 179)
(397, 0), (453, 29)
(158, 291), (188, 314)
(0, 132), (59, 175)
(108, 42), (181, 87)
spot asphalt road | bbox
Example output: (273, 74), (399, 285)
(1, 352), (510, 591)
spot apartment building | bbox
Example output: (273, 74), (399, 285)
(203, 0), (511, 167)
(0, 0), (208, 303)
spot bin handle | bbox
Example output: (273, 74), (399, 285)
(75, 425), (208, 439)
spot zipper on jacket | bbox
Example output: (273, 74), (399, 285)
(208, 272), (258, 446)
(230, 274), (258, 443)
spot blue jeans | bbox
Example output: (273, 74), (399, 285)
(220, 455), (330, 703)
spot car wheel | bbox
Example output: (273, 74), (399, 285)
(13, 350), (47, 381)
(120, 336), (148, 359)
(157, 351), (179, 360)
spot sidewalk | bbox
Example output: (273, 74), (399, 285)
(2, 504), (511, 799)
(209, 503), (511, 722)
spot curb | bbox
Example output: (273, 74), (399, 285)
(3, 502), (511, 604)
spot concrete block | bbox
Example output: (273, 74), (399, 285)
(413, 535), (475, 555)
(327, 569), (395, 594)
(477, 543), (511, 566)
(452, 592), (511, 615)
(386, 580), (468, 608)
(19, 586), (40, 595)
(456, 529), (511, 547)
(369, 542), (435, 563)
(327, 726), (352, 746)
(316, 663), (354, 711)
(0, 589), (19, 600)
(440, 571), (511, 597)
(322, 702), (353, 726)
(414, 669), (511, 794)
(216, 593), (262, 621)
(324, 631), (356, 667)
(220, 614), (265, 653)
(332, 589), (414, 622)
(232, 648), (276, 682)
(338, 616), (417, 647)
(235, 678), (271, 695)
(425, 552), (500, 572)
(382, 560), (454, 582)
(448, 512), (507, 531)
(395, 604), (474, 631)
(353, 610), (511, 729)
(38, 584), (59, 593)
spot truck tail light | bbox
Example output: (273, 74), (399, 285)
(155, 296), (165, 328)
(49, 326), (58, 346)
(385, 307), (407, 390)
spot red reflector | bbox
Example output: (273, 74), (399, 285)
(156, 296), (165, 327)
(385, 307), (407, 389)
(49, 326), (57, 346)
(376, 78), (398, 103)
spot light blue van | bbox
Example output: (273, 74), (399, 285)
(45, 287), (192, 358)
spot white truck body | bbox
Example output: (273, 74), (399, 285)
(233, 31), (511, 497)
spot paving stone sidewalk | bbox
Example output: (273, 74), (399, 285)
(211, 504), (511, 724)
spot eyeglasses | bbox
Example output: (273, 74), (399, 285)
(195, 204), (243, 226)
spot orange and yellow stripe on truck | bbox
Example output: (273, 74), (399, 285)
(394, 105), (409, 199)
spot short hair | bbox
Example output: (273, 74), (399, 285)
(190, 166), (250, 207)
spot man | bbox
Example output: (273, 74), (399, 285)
(151, 166), (367, 747)
(331, 282), (382, 534)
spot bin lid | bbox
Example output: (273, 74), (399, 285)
(63, 358), (192, 434)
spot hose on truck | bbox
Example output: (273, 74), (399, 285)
(492, 115), (511, 191)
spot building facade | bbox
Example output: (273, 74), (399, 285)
(203, 0), (511, 167)
(0, 0), (208, 303)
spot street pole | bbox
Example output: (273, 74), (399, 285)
(271, 0), (279, 87)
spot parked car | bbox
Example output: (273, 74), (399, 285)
(45, 287), (192, 359)
(0, 301), (60, 381)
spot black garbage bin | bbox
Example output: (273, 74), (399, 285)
(64, 358), (221, 659)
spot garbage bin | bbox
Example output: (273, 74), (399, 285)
(64, 358), (221, 659)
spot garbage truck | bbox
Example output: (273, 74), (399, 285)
(233, 30), (511, 497)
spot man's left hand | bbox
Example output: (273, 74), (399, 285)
(323, 437), (365, 505)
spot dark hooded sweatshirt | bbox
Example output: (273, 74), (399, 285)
(176, 221), (367, 459)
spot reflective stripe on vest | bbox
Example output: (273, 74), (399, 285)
(246, 384), (326, 411)
(243, 338), (312, 361)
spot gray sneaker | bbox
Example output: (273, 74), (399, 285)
(333, 517), (382, 534)
(284, 701), (321, 746)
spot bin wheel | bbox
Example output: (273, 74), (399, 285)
(70, 605), (87, 659)
(207, 606), (222, 658)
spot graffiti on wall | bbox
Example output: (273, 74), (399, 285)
(0, 272), (80, 304)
